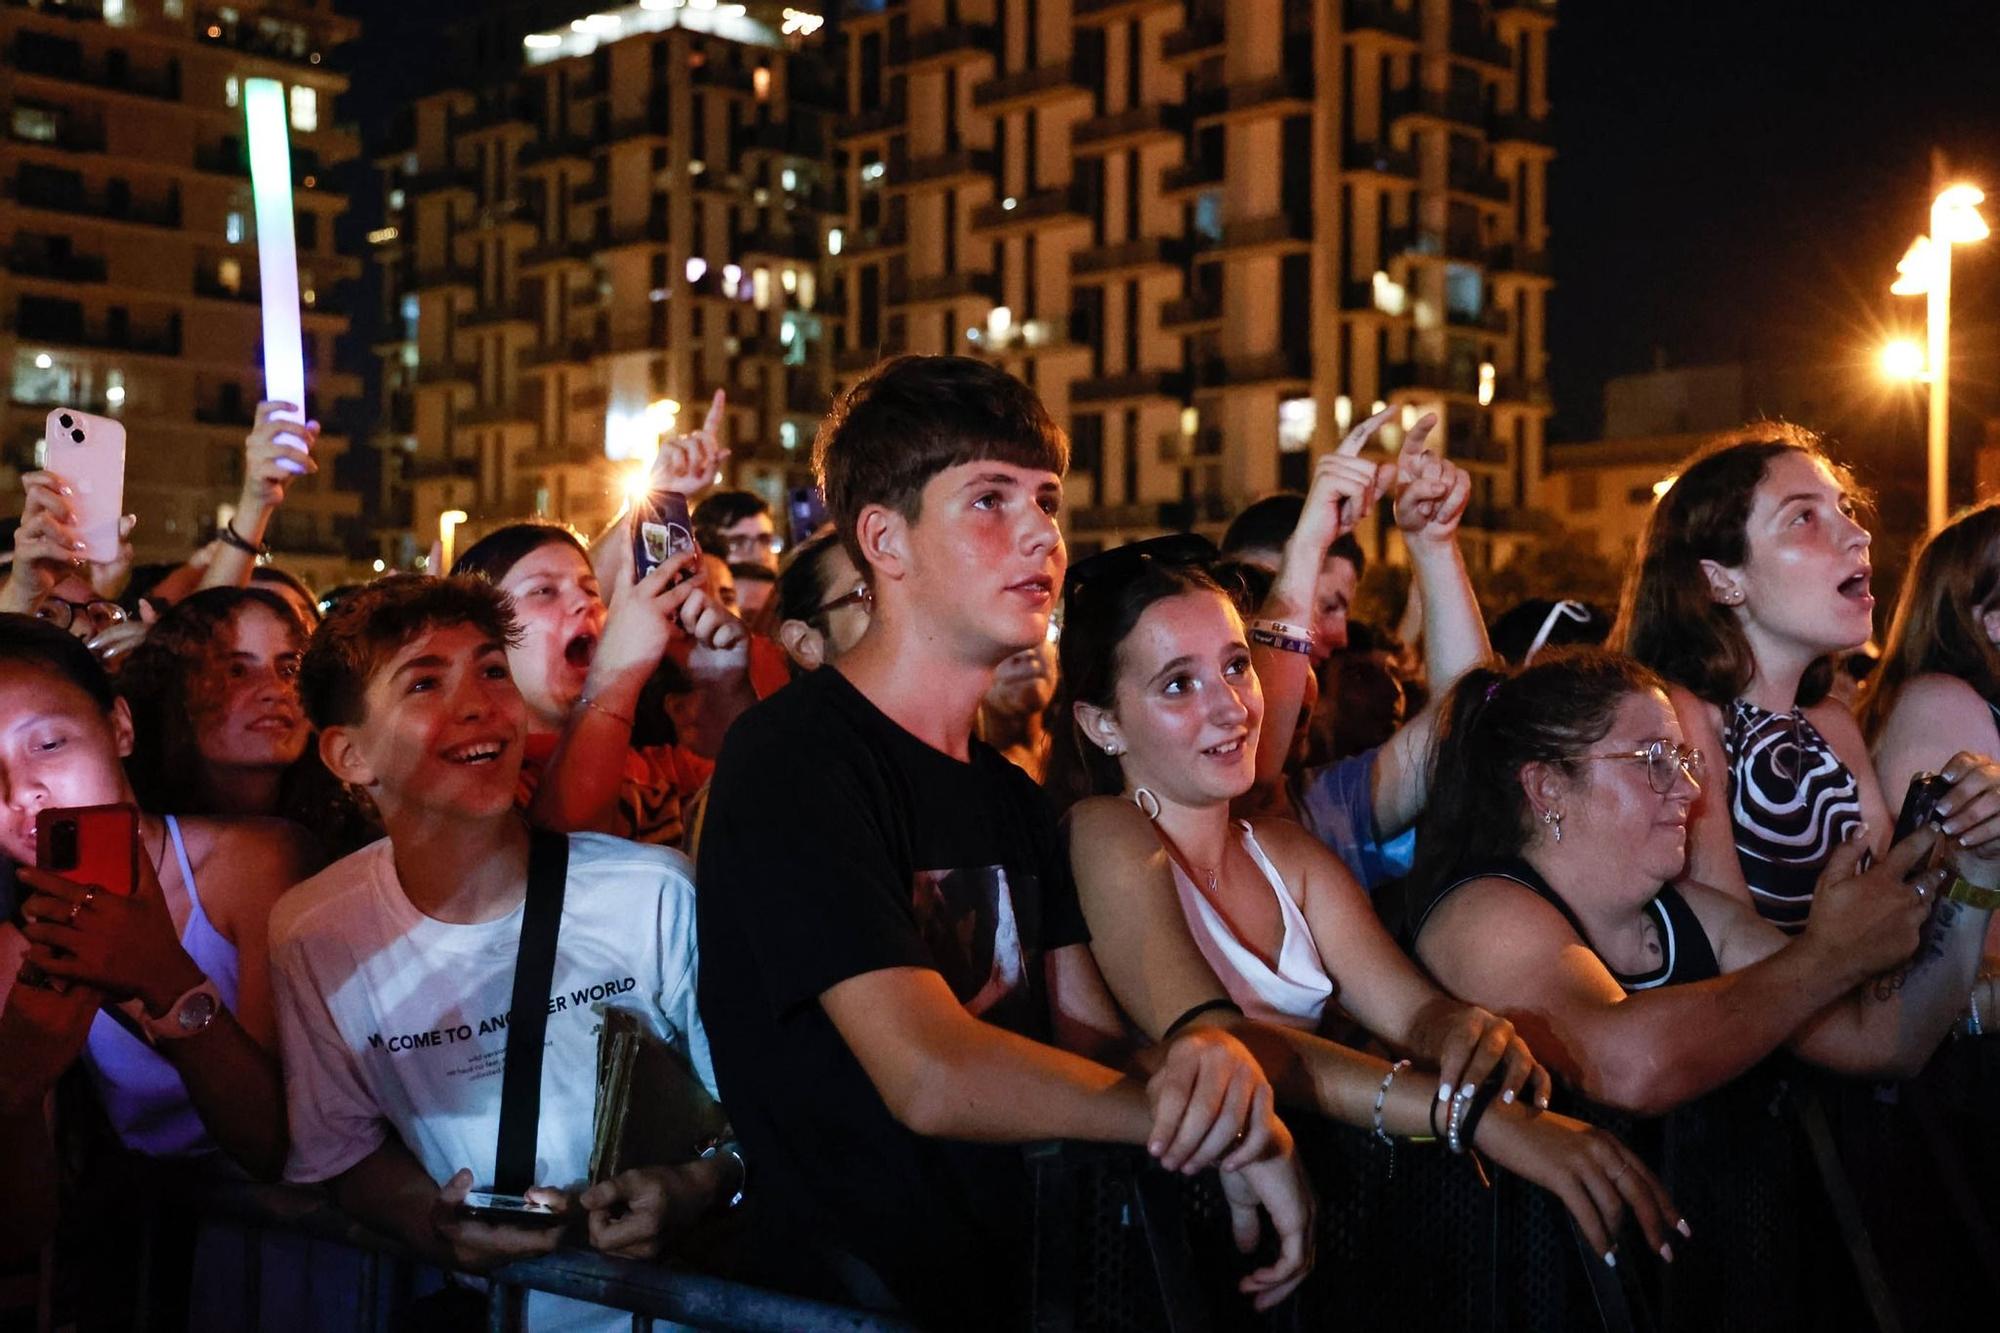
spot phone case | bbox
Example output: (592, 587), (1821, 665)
(631, 490), (696, 580)
(36, 804), (140, 897)
(44, 408), (127, 563)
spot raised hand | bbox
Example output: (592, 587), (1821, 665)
(242, 401), (321, 506)
(1389, 413), (1470, 543)
(649, 390), (727, 499)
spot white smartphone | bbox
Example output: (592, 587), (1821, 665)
(44, 408), (127, 563)
(457, 1189), (564, 1228)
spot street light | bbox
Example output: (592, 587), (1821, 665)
(1880, 337), (1928, 382)
(438, 508), (469, 571)
(1891, 180), (1989, 533)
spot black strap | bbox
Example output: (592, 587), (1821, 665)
(1161, 997), (1240, 1042)
(493, 830), (570, 1194)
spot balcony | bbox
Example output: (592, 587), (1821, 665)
(411, 262), (479, 289)
(1163, 18), (1225, 66)
(5, 177), (181, 229)
(192, 270), (258, 303)
(1070, 370), (1190, 406)
(407, 165), (477, 198)
(1446, 305), (1511, 334)
(461, 397), (533, 427)
(1074, 0), (1179, 23)
(13, 308), (181, 357)
(519, 134), (592, 169)
(972, 62), (1089, 113)
(970, 184), (1089, 235)
(1160, 290), (1222, 330)
(605, 218), (671, 248)
(1199, 211), (1313, 257)
(1193, 350), (1311, 390)
(1490, 243), (1552, 277)
(1450, 19), (1515, 70)
(840, 97), (909, 141)
(1491, 110), (1554, 147)
(608, 103), (671, 144)
(1495, 374), (1553, 408)
(1385, 86), (1487, 129)
(784, 370), (828, 416)
(1385, 226), (1485, 264)
(8, 120), (108, 154)
(461, 298), (538, 331)
(5, 251), (107, 284)
(1342, 140), (1418, 182)
(734, 119), (826, 159)
(1383, 360), (1480, 398)
(887, 271), (998, 308)
(193, 401), (255, 427)
(1447, 162), (1510, 204)
(736, 225), (821, 262)
(523, 336), (603, 369)
(408, 359), (479, 388)
(1162, 152), (1224, 198)
(1073, 103), (1188, 155)
(405, 456), (480, 482)
(1071, 236), (1189, 281)
(1344, 0), (1421, 42)
(691, 62), (760, 96)
(840, 219), (908, 257)
(520, 238), (594, 269)
(886, 148), (995, 192)
(889, 25), (995, 71)
(7, 41), (181, 100)
(1193, 70), (1315, 124)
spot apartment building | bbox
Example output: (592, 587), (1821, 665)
(372, 1), (834, 565)
(1, 0), (362, 586)
(829, 0), (1556, 566)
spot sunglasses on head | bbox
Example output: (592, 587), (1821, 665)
(1061, 533), (1220, 604)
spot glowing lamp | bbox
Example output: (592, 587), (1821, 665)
(244, 78), (308, 473)
(1881, 338), (1927, 381)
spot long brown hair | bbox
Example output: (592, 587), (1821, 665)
(1857, 500), (2000, 739)
(1614, 424), (1854, 708)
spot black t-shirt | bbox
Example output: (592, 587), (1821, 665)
(695, 665), (1090, 1329)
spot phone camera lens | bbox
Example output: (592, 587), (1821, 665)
(71, 430), (85, 444)
(49, 821), (78, 871)
(58, 414), (73, 429)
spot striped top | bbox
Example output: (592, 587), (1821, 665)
(1722, 698), (1864, 934)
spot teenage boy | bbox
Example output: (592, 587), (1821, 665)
(272, 576), (737, 1330)
(697, 356), (1313, 1329)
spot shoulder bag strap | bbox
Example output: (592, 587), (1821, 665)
(493, 829), (570, 1194)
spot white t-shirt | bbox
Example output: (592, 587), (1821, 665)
(270, 832), (714, 1331)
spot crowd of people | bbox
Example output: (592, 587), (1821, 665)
(2, 355), (1997, 1331)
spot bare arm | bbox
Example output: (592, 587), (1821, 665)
(1666, 686), (1755, 908)
(1416, 836), (1936, 1117)
(202, 402), (319, 591)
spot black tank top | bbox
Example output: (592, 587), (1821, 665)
(1418, 856), (1721, 990)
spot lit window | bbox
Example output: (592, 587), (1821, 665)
(1180, 406), (1200, 437)
(104, 0), (126, 20)
(753, 67), (772, 101)
(780, 168), (797, 192)
(780, 421), (799, 450)
(752, 267), (771, 309)
(1333, 394), (1353, 431)
(164, 0), (184, 16)
(1477, 361), (1496, 407)
(1278, 398), (1316, 453)
(685, 256), (708, 283)
(34, 353), (53, 369)
(217, 258), (242, 293)
(9, 107), (57, 143)
(226, 211), (246, 244)
(106, 371), (126, 407)
(860, 160), (886, 183)
(779, 318), (795, 346)
(797, 271), (815, 310)
(388, 188), (406, 210)
(780, 267), (797, 294)
(290, 86), (318, 132)
(826, 227), (843, 256)
(225, 76), (240, 109)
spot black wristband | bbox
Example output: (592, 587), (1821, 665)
(1162, 997), (1242, 1042)
(218, 521), (268, 557)
(1457, 1071), (1506, 1150)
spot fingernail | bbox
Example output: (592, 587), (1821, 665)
(1148, 1141), (1162, 1156)
(1502, 1090), (1516, 1104)
(1659, 1243), (1674, 1263)
(1677, 1218), (1693, 1239)
(1438, 1082), (1454, 1102)
(1603, 1251), (1617, 1269)
(1537, 1095), (1550, 1110)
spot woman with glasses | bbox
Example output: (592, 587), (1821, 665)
(772, 528), (872, 674)
(1050, 547), (1692, 1274)
(1, 468), (136, 654)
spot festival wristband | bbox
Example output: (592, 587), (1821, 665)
(1249, 626), (1315, 656)
(1945, 877), (2000, 912)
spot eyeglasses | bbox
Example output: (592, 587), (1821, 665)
(1584, 741), (1706, 795)
(1063, 533), (1220, 604)
(33, 595), (126, 636)
(722, 530), (783, 559)
(812, 582), (872, 621)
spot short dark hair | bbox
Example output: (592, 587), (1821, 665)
(774, 528), (848, 626)
(693, 490), (772, 552)
(300, 575), (519, 729)
(812, 355), (1068, 574)
(1220, 493), (1366, 578)
(0, 611), (116, 711)
(450, 522), (590, 585)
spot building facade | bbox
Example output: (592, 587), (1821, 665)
(1, 0), (362, 586)
(371, 2), (835, 566)
(829, 0), (1556, 564)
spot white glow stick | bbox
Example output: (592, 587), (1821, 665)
(244, 77), (308, 473)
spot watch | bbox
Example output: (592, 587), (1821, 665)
(141, 978), (223, 1044)
(1945, 877), (2000, 913)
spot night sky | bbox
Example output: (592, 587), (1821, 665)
(332, 0), (2000, 447)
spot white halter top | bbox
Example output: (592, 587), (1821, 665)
(1168, 822), (1334, 1031)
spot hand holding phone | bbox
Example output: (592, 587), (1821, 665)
(43, 410), (127, 565)
(631, 490), (697, 584)
(458, 1190), (566, 1228)
(431, 1170), (569, 1271)
(19, 805), (142, 994)
(1892, 772), (1952, 876)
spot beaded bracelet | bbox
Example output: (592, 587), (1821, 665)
(1372, 1059), (1411, 1146)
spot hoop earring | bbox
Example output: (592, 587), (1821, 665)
(1133, 788), (1162, 821)
(1541, 808), (1563, 844)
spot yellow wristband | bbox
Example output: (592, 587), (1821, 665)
(1945, 877), (2000, 912)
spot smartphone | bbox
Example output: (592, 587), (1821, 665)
(631, 488), (697, 583)
(44, 408), (127, 563)
(1888, 770), (1952, 878)
(36, 804), (140, 898)
(458, 1190), (565, 1228)
(788, 485), (829, 548)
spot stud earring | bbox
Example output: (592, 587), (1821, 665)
(1542, 808), (1564, 844)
